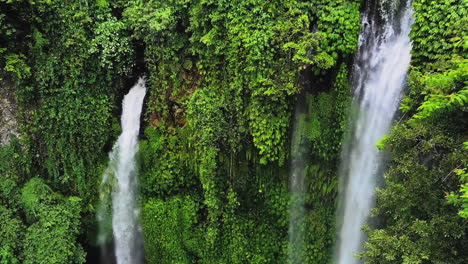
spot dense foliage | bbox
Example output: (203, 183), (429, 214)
(128, 0), (360, 262)
(0, 0), (466, 263)
(1, 0), (133, 262)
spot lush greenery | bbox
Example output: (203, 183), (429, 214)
(0, 0), (466, 263)
(130, 0), (359, 262)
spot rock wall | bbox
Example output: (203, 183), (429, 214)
(0, 77), (19, 146)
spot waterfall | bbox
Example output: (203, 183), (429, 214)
(288, 94), (309, 264)
(334, 1), (414, 263)
(97, 78), (146, 264)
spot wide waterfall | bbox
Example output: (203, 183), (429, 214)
(97, 78), (146, 264)
(334, 1), (414, 263)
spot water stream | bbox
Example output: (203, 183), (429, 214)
(334, 1), (414, 263)
(288, 95), (309, 264)
(97, 78), (146, 264)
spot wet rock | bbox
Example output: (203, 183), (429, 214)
(0, 78), (19, 146)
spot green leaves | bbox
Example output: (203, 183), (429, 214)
(361, 121), (468, 263)
(315, 0), (361, 62)
(90, 16), (134, 73)
(141, 196), (201, 264)
(411, 0), (467, 64)
(8, 178), (86, 264)
(0, 205), (23, 264)
(3, 54), (30, 81)
(408, 57), (468, 123)
(446, 144), (468, 219)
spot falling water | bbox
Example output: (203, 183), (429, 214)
(288, 94), (309, 264)
(97, 78), (146, 264)
(334, 1), (414, 263)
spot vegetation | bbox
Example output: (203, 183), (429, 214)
(0, 0), (466, 263)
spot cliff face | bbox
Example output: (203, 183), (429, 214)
(0, 77), (19, 146)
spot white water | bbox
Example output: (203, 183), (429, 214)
(334, 1), (414, 263)
(98, 78), (146, 264)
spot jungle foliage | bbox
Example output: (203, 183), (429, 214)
(0, 0), (466, 264)
(129, 0), (359, 262)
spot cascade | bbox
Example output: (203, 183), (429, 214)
(334, 1), (414, 263)
(97, 78), (147, 264)
(288, 94), (309, 264)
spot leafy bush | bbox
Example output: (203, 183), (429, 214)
(141, 196), (201, 264)
(21, 178), (86, 264)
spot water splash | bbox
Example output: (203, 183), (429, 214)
(334, 1), (414, 263)
(98, 78), (146, 264)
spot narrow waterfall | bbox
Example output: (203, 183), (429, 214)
(97, 78), (146, 264)
(334, 1), (414, 263)
(288, 94), (309, 264)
